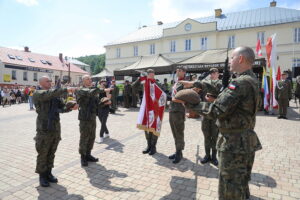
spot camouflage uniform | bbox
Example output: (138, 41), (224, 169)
(275, 79), (292, 118)
(124, 84), (132, 108)
(76, 87), (103, 158)
(188, 69), (262, 200)
(131, 79), (141, 108)
(169, 81), (185, 162)
(33, 88), (70, 174)
(195, 79), (222, 163)
(110, 84), (119, 111)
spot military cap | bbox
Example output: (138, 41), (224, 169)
(282, 71), (288, 75)
(193, 81), (203, 89)
(209, 68), (219, 73)
(175, 89), (200, 104)
(100, 78), (107, 83)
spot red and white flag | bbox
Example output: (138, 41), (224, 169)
(256, 39), (262, 57)
(137, 77), (167, 136)
(266, 34), (278, 109)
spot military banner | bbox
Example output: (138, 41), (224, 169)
(137, 76), (167, 136)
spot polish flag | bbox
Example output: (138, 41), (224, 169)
(256, 39), (262, 57)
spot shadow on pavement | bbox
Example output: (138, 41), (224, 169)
(250, 172), (277, 188)
(103, 138), (125, 153)
(83, 163), (138, 192)
(37, 184), (84, 200)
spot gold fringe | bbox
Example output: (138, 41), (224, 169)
(136, 124), (160, 137)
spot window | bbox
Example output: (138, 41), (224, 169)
(294, 28), (300, 43)
(7, 54), (15, 59)
(28, 58), (35, 62)
(33, 73), (38, 82)
(257, 32), (265, 45)
(116, 48), (121, 58)
(228, 35), (235, 48)
(46, 61), (52, 65)
(150, 44), (155, 55)
(293, 58), (300, 67)
(133, 46), (138, 56)
(185, 39), (191, 51)
(12, 70), (16, 80)
(23, 72), (28, 81)
(16, 56), (23, 60)
(41, 60), (47, 64)
(170, 40), (176, 53)
(201, 37), (207, 50)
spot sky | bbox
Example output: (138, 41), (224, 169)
(0, 0), (299, 57)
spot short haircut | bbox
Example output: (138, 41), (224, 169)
(236, 46), (255, 64)
(39, 76), (50, 84)
(82, 75), (90, 81)
(147, 69), (155, 74)
(209, 68), (219, 73)
(177, 66), (187, 72)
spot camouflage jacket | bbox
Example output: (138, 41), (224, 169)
(76, 87), (104, 121)
(275, 79), (292, 100)
(124, 84), (132, 96)
(110, 84), (119, 98)
(189, 69), (262, 153)
(33, 88), (69, 132)
(170, 81), (185, 113)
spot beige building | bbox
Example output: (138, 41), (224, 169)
(105, 2), (300, 78)
(0, 46), (88, 87)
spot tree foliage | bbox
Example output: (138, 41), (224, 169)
(76, 54), (105, 75)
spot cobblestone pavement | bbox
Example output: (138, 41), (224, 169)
(0, 102), (299, 200)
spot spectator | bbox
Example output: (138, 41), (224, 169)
(28, 86), (36, 110)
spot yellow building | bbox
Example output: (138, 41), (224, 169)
(105, 1), (300, 78)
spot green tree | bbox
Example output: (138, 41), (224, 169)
(76, 54), (106, 75)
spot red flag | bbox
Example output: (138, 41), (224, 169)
(276, 66), (281, 81)
(256, 39), (262, 57)
(266, 37), (273, 68)
(137, 77), (167, 136)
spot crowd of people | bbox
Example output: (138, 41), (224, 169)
(0, 86), (36, 109)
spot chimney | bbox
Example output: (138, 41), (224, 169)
(270, 1), (276, 7)
(157, 21), (163, 25)
(59, 53), (63, 62)
(24, 46), (30, 52)
(215, 8), (222, 18)
(142, 25), (147, 28)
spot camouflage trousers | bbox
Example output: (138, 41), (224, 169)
(111, 97), (118, 110)
(79, 119), (96, 156)
(169, 111), (185, 151)
(278, 98), (289, 117)
(201, 117), (218, 152)
(35, 126), (61, 174)
(218, 151), (255, 200)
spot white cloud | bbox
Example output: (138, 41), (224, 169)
(82, 33), (96, 40)
(150, 0), (248, 23)
(15, 0), (38, 6)
(102, 18), (112, 24)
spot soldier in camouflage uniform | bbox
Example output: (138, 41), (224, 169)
(123, 80), (132, 108)
(76, 75), (109, 167)
(275, 72), (292, 119)
(185, 47), (262, 200)
(131, 78), (139, 108)
(33, 76), (77, 187)
(196, 68), (222, 166)
(168, 66), (187, 164)
(110, 80), (119, 113)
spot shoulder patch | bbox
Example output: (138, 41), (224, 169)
(228, 83), (236, 90)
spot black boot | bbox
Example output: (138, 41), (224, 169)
(81, 155), (88, 167)
(47, 169), (58, 183)
(149, 134), (157, 155)
(201, 147), (211, 164)
(211, 150), (218, 166)
(173, 150), (183, 164)
(168, 153), (176, 159)
(143, 132), (151, 154)
(39, 173), (50, 187)
(86, 151), (99, 162)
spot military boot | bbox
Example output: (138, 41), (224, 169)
(149, 135), (158, 155)
(173, 150), (183, 164)
(142, 132), (151, 154)
(168, 153), (176, 159)
(39, 173), (50, 187)
(201, 147), (211, 164)
(211, 150), (218, 166)
(47, 169), (58, 183)
(81, 155), (88, 167)
(86, 151), (99, 162)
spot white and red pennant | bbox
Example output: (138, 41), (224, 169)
(137, 76), (167, 136)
